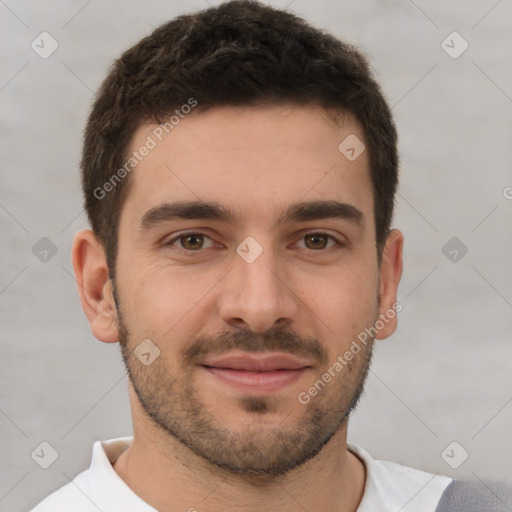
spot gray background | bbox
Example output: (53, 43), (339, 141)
(1, 0), (511, 510)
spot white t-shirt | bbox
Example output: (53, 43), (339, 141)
(29, 436), (452, 511)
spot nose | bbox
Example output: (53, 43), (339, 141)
(219, 243), (299, 333)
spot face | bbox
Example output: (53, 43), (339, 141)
(111, 105), (398, 476)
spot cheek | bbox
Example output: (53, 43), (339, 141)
(129, 264), (218, 337)
(293, 262), (379, 344)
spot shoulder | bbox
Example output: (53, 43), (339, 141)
(28, 436), (148, 512)
(435, 479), (512, 511)
(350, 444), (512, 511)
(349, 444), (453, 511)
(28, 469), (94, 511)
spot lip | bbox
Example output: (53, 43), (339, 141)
(199, 353), (312, 393)
(200, 353), (311, 371)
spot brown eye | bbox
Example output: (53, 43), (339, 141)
(296, 232), (340, 251)
(304, 233), (329, 250)
(166, 232), (216, 253)
(179, 234), (205, 250)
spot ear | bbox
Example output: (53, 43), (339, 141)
(71, 229), (119, 343)
(374, 229), (403, 340)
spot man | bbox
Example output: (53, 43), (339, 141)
(30, 1), (511, 510)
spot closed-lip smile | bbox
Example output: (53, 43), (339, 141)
(199, 352), (312, 393)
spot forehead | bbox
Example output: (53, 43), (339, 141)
(121, 105), (373, 228)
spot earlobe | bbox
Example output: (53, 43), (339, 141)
(71, 229), (119, 343)
(375, 229), (404, 340)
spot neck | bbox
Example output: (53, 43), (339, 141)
(113, 392), (366, 511)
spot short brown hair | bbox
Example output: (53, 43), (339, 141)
(81, 0), (398, 277)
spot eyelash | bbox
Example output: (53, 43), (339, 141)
(164, 231), (344, 254)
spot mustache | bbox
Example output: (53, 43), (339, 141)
(181, 325), (329, 368)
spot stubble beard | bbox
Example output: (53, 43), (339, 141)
(115, 299), (375, 478)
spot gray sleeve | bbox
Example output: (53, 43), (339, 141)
(435, 480), (512, 512)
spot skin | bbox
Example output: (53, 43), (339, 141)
(72, 104), (403, 512)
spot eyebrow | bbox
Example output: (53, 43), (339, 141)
(138, 199), (365, 231)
